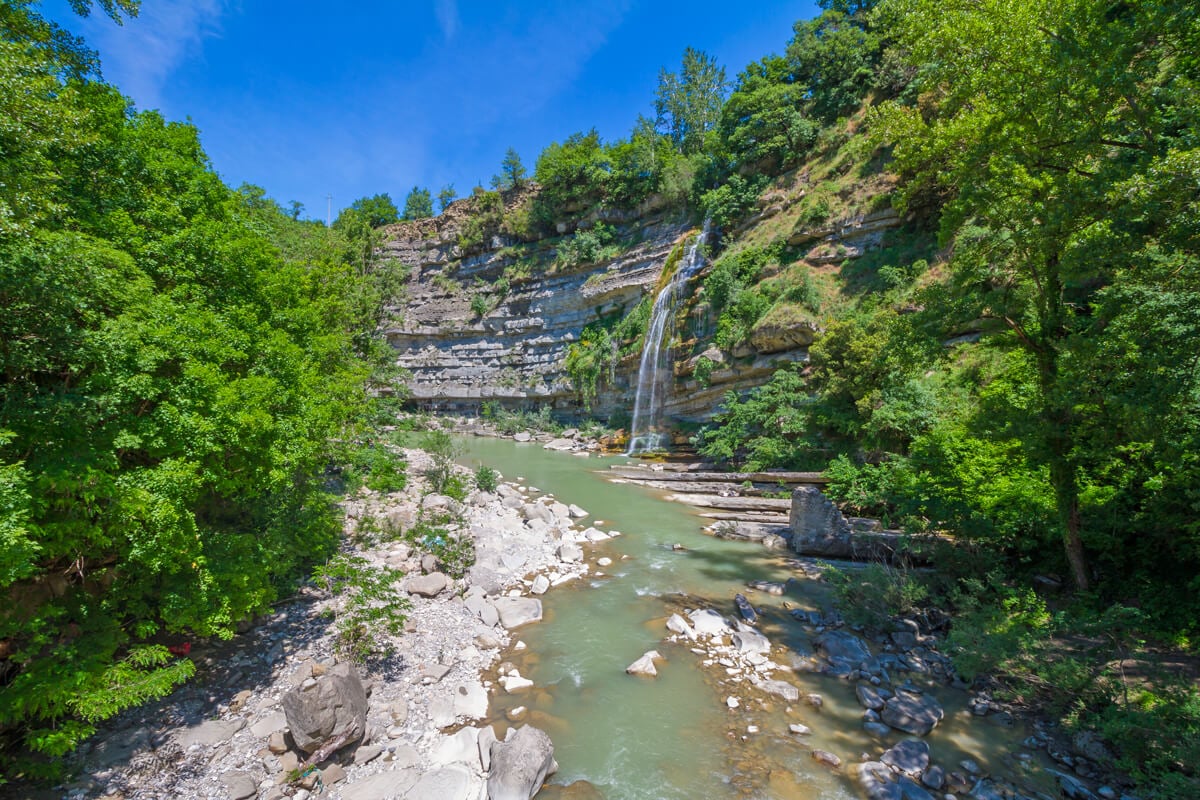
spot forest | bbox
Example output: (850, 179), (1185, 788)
(1, 0), (1198, 794)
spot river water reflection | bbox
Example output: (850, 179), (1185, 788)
(458, 436), (1050, 800)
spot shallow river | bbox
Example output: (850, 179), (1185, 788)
(458, 437), (1048, 800)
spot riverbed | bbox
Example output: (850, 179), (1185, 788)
(459, 436), (1056, 800)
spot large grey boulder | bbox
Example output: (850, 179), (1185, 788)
(493, 596), (543, 629)
(281, 662), (368, 754)
(881, 691), (945, 736)
(731, 628), (770, 654)
(858, 762), (903, 800)
(880, 738), (931, 775)
(488, 725), (558, 800)
(406, 571), (449, 597)
(814, 630), (874, 669)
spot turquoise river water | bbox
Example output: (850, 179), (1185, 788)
(458, 436), (1052, 800)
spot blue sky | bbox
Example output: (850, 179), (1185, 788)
(45, 1), (820, 221)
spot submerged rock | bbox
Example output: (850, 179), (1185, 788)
(881, 692), (945, 736)
(625, 650), (662, 677)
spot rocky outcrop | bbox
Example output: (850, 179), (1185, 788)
(280, 661), (368, 754)
(381, 201), (690, 415)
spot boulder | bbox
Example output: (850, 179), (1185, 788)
(814, 630), (875, 669)
(431, 727), (482, 767)
(530, 575), (550, 595)
(625, 650), (662, 677)
(665, 613), (695, 638)
(881, 692), (945, 736)
(557, 542), (583, 563)
(406, 572), (449, 597)
(880, 739), (931, 775)
(280, 662), (368, 754)
(858, 762), (903, 800)
(759, 679), (800, 702)
(896, 776), (935, 800)
(488, 725), (558, 800)
(493, 596), (543, 629)
(222, 772), (257, 800)
(856, 684), (886, 711)
(543, 439), (575, 451)
(731, 629), (771, 655)
(688, 608), (732, 637)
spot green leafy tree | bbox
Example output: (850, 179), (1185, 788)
(437, 183), (457, 212)
(655, 47), (728, 154)
(786, 9), (881, 121)
(335, 193), (398, 228)
(873, 0), (1200, 590)
(401, 185), (433, 220)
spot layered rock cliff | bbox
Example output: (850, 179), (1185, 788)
(378, 177), (904, 425)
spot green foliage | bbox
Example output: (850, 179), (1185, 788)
(699, 173), (768, 231)
(470, 293), (491, 318)
(436, 184), (457, 213)
(473, 464), (499, 493)
(457, 190), (504, 252)
(404, 510), (475, 579)
(420, 430), (462, 496)
(313, 553), (409, 662)
(695, 366), (817, 469)
(346, 443), (407, 494)
(719, 56), (819, 174)
(0, 4), (397, 769)
(556, 222), (620, 270)
(787, 9), (882, 122)
(402, 186), (433, 220)
(336, 193), (399, 228)
(491, 147), (527, 191)
(564, 298), (652, 408)
(825, 563), (927, 630)
(480, 403), (561, 436)
(655, 47), (728, 154)
(693, 355), (715, 387)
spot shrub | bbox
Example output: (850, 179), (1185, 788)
(347, 443), (407, 494)
(313, 554), (409, 662)
(474, 464), (500, 493)
(694, 355), (715, 387)
(404, 511), (475, 579)
(421, 430), (462, 495)
(825, 562), (928, 631)
(556, 222), (620, 270)
(470, 293), (490, 318)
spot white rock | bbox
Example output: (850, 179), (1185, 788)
(530, 575), (550, 595)
(625, 651), (662, 677)
(726, 696), (740, 709)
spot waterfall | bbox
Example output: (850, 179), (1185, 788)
(627, 221), (710, 456)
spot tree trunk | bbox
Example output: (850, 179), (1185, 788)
(1050, 451), (1090, 591)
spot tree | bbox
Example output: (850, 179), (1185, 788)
(336, 193), (398, 228)
(286, 199), (304, 220)
(402, 185), (433, 220)
(873, 0), (1200, 590)
(437, 183), (457, 212)
(786, 9), (881, 121)
(654, 47), (728, 154)
(491, 147), (527, 191)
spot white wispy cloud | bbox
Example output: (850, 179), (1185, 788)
(83, 0), (226, 112)
(435, 0), (459, 41)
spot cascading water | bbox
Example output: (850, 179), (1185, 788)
(627, 220), (710, 455)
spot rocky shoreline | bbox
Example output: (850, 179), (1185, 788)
(45, 447), (613, 800)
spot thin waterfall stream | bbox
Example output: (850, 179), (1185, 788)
(627, 221), (710, 456)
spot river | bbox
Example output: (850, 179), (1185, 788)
(458, 436), (1048, 800)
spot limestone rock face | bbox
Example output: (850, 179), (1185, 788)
(488, 725), (558, 800)
(280, 662), (368, 754)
